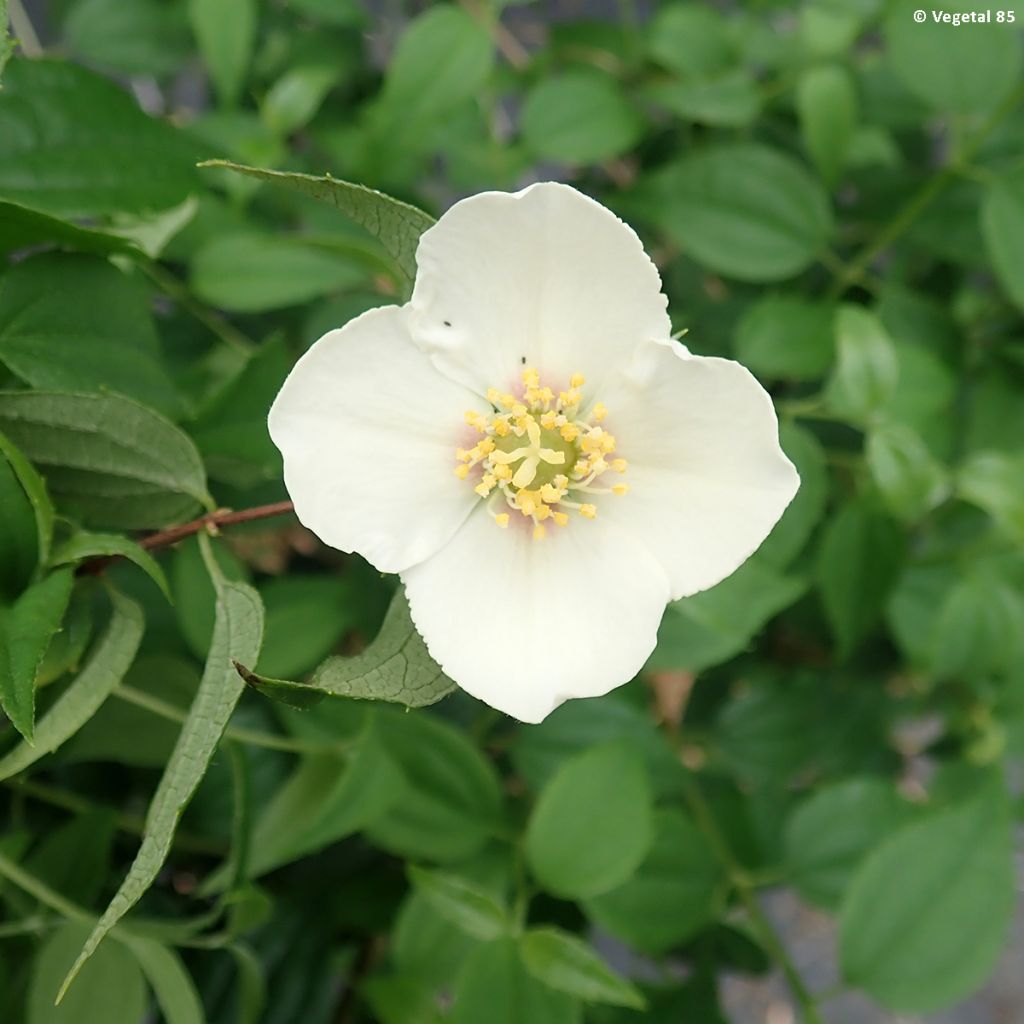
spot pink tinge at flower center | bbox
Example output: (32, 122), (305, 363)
(454, 367), (628, 539)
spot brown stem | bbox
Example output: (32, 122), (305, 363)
(78, 501), (295, 576)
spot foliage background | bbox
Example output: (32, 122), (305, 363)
(1, 0), (1023, 1021)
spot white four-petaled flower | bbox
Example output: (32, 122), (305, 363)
(269, 183), (799, 723)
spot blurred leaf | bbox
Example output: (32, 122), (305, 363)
(647, 4), (734, 75)
(119, 936), (205, 1024)
(982, 170), (1024, 311)
(51, 532), (169, 600)
(198, 162), (435, 291)
(245, 724), (406, 876)
(0, 568), (73, 740)
(839, 779), (1014, 1011)
(0, 585), (143, 780)
(521, 71), (642, 164)
(190, 233), (368, 313)
(884, 0), (1020, 114)
(378, 5), (493, 122)
(0, 391), (211, 530)
(645, 70), (760, 127)
(0, 253), (179, 416)
(650, 557), (806, 672)
(171, 535), (248, 659)
(262, 65), (338, 137)
(584, 809), (723, 954)
(58, 538), (263, 1000)
(408, 866), (510, 940)
(799, 0), (873, 56)
(928, 573), (1024, 680)
(188, 0), (256, 108)
(511, 692), (685, 802)
(644, 144), (834, 282)
(734, 295), (835, 380)
(817, 498), (904, 656)
(526, 742), (653, 899)
(866, 423), (948, 521)
(0, 0), (11, 79)
(520, 928), (644, 1009)
(64, 0), (190, 77)
(256, 575), (360, 679)
(797, 63), (858, 185)
(29, 923), (146, 1024)
(758, 422), (828, 567)
(784, 777), (908, 909)
(825, 305), (899, 424)
(0, 59), (202, 216)
(956, 451), (1024, 543)
(367, 708), (503, 863)
(26, 808), (116, 907)
(362, 974), (443, 1024)
(451, 939), (580, 1024)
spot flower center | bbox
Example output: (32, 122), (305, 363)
(454, 368), (628, 540)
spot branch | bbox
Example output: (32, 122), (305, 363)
(78, 501), (296, 576)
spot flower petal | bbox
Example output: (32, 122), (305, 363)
(268, 305), (485, 573)
(401, 509), (671, 723)
(408, 182), (670, 398)
(598, 340), (800, 600)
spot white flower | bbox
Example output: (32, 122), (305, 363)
(269, 183), (799, 723)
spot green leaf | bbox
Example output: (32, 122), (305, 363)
(0, 200), (138, 257)
(64, 0), (190, 78)
(0, 568), (73, 740)
(784, 778), (908, 909)
(867, 421), (949, 521)
(644, 71), (761, 128)
(521, 71), (642, 164)
(377, 5), (494, 122)
(197, 161), (435, 291)
(956, 450), (1024, 543)
(797, 63), (858, 185)
(0, 436), (38, 601)
(50, 532), (170, 600)
(250, 588), (454, 709)
(0, 429), (54, 567)
(451, 939), (580, 1024)
(0, 585), (144, 781)
(734, 295), (835, 381)
(367, 707), (504, 863)
(245, 723), (406, 877)
(0, 253), (179, 415)
(825, 305), (899, 424)
(408, 866), (510, 941)
(982, 170), (1024, 311)
(647, 4), (734, 75)
(512, 694), (685, 803)
(520, 928), (644, 1010)
(526, 742), (653, 899)
(0, 391), (211, 530)
(884, 0), (1020, 114)
(0, 0), (12, 80)
(758, 422), (828, 567)
(190, 233), (369, 313)
(57, 538), (263, 1001)
(649, 558), (807, 672)
(362, 974), (443, 1024)
(29, 923), (147, 1024)
(816, 497), (904, 656)
(262, 65), (338, 136)
(0, 59), (202, 216)
(584, 809), (724, 954)
(188, 0), (256, 108)
(643, 144), (833, 282)
(839, 781), (1014, 1011)
(119, 935), (205, 1024)
(927, 574), (1024, 680)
